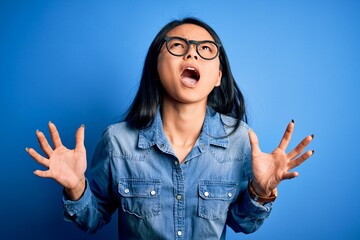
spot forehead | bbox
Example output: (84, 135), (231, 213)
(166, 24), (214, 41)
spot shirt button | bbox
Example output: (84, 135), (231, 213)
(177, 230), (182, 236)
(124, 188), (130, 194)
(174, 160), (179, 165)
(227, 192), (233, 198)
(176, 194), (182, 200)
(150, 190), (156, 196)
(204, 191), (209, 197)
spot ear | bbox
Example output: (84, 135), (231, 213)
(215, 69), (222, 87)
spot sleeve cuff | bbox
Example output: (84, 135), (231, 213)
(240, 187), (273, 219)
(62, 178), (92, 216)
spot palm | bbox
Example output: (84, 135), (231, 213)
(249, 121), (314, 195)
(47, 145), (87, 189)
(27, 122), (87, 190)
(252, 147), (290, 193)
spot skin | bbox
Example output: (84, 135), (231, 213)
(27, 122), (86, 200)
(157, 24), (222, 162)
(249, 122), (314, 196)
(27, 24), (314, 201)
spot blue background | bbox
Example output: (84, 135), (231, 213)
(1, 0), (359, 239)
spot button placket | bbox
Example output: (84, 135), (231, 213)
(173, 158), (185, 239)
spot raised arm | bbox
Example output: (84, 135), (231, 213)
(249, 120), (314, 197)
(26, 121), (87, 200)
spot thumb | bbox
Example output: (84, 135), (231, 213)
(34, 169), (52, 178)
(75, 124), (85, 150)
(248, 129), (261, 154)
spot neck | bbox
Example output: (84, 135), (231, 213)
(161, 99), (206, 149)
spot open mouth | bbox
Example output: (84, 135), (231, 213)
(180, 67), (200, 86)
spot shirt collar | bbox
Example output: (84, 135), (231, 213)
(138, 107), (229, 150)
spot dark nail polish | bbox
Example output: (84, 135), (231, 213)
(312, 150), (315, 154)
(311, 134), (315, 139)
(291, 119), (295, 123)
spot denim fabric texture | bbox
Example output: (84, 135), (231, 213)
(63, 107), (273, 240)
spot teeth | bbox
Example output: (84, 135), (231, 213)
(187, 67), (196, 71)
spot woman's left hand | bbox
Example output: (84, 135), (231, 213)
(248, 120), (314, 196)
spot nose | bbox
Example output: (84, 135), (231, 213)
(185, 44), (198, 60)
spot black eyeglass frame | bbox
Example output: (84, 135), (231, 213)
(163, 36), (222, 60)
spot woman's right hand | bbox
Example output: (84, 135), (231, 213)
(26, 121), (87, 201)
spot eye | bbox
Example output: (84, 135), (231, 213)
(199, 42), (217, 53)
(172, 43), (185, 48)
(169, 39), (186, 49)
(201, 45), (212, 52)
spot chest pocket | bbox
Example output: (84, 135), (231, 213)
(118, 179), (161, 219)
(198, 180), (238, 220)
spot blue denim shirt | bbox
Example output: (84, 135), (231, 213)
(63, 107), (272, 239)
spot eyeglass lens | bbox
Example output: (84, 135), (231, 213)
(166, 37), (219, 60)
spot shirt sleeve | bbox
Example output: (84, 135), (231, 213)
(62, 128), (118, 234)
(63, 178), (92, 218)
(226, 125), (273, 234)
(226, 186), (273, 234)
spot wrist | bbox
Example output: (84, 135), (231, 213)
(251, 180), (272, 197)
(248, 179), (277, 203)
(65, 177), (86, 201)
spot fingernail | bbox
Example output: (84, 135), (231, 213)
(311, 134), (315, 139)
(81, 124), (85, 128)
(25, 147), (29, 152)
(291, 119), (295, 123)
(312, 150), (315, 155)
(49, 121), (53, 125)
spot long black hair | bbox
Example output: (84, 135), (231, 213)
(125, 17), (247, 133)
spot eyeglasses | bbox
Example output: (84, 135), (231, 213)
(164, 36), (221, 60)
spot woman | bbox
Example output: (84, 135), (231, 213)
(27, 18), (314, 239)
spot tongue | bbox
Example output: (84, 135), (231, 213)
(181, 77), (197, 87)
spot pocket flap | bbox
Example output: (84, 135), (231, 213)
(199, 180), (237, 200)
(118, 179), (161, 198)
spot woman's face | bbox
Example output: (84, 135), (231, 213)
(157, 24), (222, 106)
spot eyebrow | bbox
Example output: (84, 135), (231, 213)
(166, 36), (215, 42)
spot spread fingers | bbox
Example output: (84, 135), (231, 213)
(288, 150), (314, 170)
(48, 121), (63, 148)
(278, 120), (294, 151)
(287, 135), (314, 160)
(36, 130), (53, 157)
(26, 147), (49, 168)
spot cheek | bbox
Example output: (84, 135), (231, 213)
(157, 58), (168, 82)
(157, 54), (164, 76)
(157, 54), (175, 82)
(203, 63), (222, 84)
